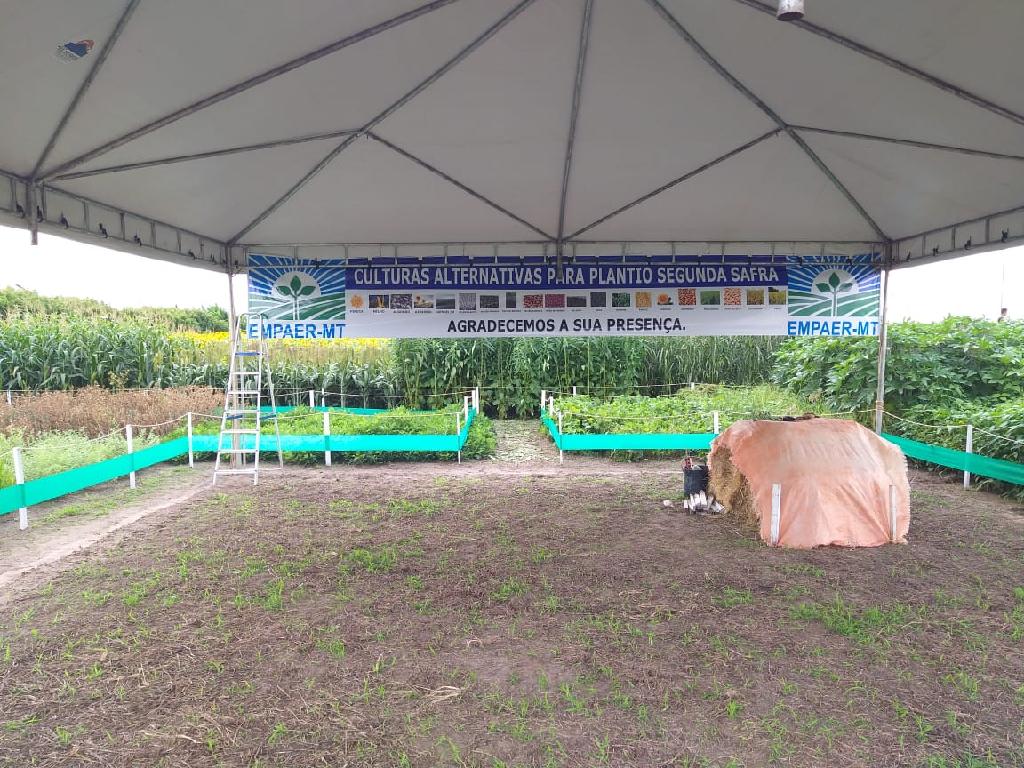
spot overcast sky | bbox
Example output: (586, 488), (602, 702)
(0, 223), (1019, 321)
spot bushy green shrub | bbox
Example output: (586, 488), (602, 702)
(773, 318), (1024, 414)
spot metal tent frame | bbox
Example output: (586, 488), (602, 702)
(2, 0), (1023, 432)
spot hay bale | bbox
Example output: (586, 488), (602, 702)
(707, 443), (758, 532)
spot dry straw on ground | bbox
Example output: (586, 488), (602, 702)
(0, 386), (222, 438)
(708, 444), (759, 532)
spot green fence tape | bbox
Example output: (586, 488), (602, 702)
(193, 408), (475, 454)
(542, 415), (714, 451)
(0, 410), (476, 518)
(0, 483), (24, 517)
(542, 417), (1024, 485)
(883, 433), (1024, 485)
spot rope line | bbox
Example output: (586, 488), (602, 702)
(883, 411), (971, 430)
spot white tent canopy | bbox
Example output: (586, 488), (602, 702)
(2, 0), (1023, 271)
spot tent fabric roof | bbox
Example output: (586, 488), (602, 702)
(1, 0), (1023, 271)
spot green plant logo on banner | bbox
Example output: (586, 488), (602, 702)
(787, 263), (880, 317)
(248, 257), (346, 322)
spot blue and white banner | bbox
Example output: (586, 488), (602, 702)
(247, 253), (880, 339)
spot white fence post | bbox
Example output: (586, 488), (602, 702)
(963, 424), (973, 489)
(540, 389), (547, 415)
(13, 447), (28, 530)
(572, 386), (577, 396)
(126, 424), (136, 489)
(308, 389), (315, 408)
(770, 483), (781, 546)
(5, 389), (11, 406)
(889, 484), (898, 542)
(558, 411), (564, 465)
(323, 410), (332, 467)
(713, 411), (721, 434)
(473, 387), (479, 412)
(456, 412), (462, 464)
(186, 412), (194, 468)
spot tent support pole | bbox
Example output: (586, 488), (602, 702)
(25, 182), (37, 245)
(874, 242), (893, 434)
(226, 252), (238, 342)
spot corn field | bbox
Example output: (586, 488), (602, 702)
(0, 317), (780, 416)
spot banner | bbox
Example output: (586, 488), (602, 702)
(247, 254), (880, 339)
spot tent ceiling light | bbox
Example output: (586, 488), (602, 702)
(777, 0), (805, 20)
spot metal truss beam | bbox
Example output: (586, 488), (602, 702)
(0, 169), (226, 267)
(645, 0), (887, 242)
(53, 129), (362, 181)
(31, 0), (141, 179)
(567, 128), (781, 240)
(39, 0), (462, 180)
(555, 0), (594, 254)
(791, 126), (1024, 163)
(730, 0), (1024, 130)
(893, 200), (1024, 268)
(367, 133), (554, 240)
(227, 0), (538, 245)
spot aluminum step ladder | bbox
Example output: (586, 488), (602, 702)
(213, 312), (283, 485)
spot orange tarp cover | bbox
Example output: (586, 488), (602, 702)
(710, 419), (910, 548)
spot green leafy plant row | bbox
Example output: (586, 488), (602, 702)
(554, 385), (816, 436)
(176, 406), (496, 464)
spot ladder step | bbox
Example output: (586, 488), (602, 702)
(221, 428), (260, 435)
(214, 468), (259, 475)
(228, 390), (261, 396)
(224, 412), (257, 420)
(216, 448), (260, 454)
(234, 351), (260, 357)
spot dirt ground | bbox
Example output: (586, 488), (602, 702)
(1, 424), (1023, 767)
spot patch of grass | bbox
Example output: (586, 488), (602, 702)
(259, 578), (286, 611)
(404, 575), (424, 591)
(267, 722), (288, 745)
(529, 547), (554, 564)
(1006, 586), (1024, 641)
(313, 625), (347, 659)
(779, 563), (826, 579)
(713, 587), (753, 608)
(345, 545), (398, 574)
(492, 577), (528, 602)
(943, 669), (981, 702)
(387, 498), (441, 517)
(789, 595), (913, 645)
(4, 714), (41, 732)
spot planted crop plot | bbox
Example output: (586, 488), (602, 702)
(1, 464), (1022, 767)
(0, 404), (495, 523)
(543, 386), (820, 456)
